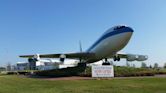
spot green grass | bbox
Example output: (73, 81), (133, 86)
(0, 76), (166, 93)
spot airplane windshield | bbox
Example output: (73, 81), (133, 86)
(113, 26), (125, 30)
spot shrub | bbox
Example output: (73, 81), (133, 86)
(33, 66), (166, 77)
(6, 71), (18, 75)
(35, 64), (86, 77)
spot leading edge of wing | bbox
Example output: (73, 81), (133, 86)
(19, 52), (95, 59)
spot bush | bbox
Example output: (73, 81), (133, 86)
(35, 64), (86, 77)
(6, 71), (18, 75)
(33, 66), (166, 77)
(114, 66), (155, 77)
(80, 66), (156, 77)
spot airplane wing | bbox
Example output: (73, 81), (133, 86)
(19, 52), (95, 59)
(115, 53), (148, 61)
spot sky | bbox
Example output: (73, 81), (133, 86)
(0, 0), (166, 67)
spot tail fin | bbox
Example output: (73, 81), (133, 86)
(79, 40), (83, 52)
(79, 40), (83, 62)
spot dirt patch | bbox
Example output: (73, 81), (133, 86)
(40, 76), (95, 81)
(155, 74), (166, 77)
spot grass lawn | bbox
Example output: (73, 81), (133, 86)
(0, 75), (166, 93)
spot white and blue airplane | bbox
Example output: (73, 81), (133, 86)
(19, 25), (148, 64)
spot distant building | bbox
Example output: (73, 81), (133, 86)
(6, 63), (11, 71)
(11, 65), (17, 71)
(17, 62), (29, 70)
(15, 59), (77, 71)
(36, 61), (58, 70)
(35, 59), (77, 70)
(0, 67), (6, 71)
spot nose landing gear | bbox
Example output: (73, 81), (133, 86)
(102, 58), (111, 65)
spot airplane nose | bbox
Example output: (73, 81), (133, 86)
(127, 27), (134, 32)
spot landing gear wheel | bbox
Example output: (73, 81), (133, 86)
(102, 58), (111, 65)
(117, 56), (120, 61)
(113, 56), (120, 61)
(102, 62), (110, 65)
(113, 56), (117, 61)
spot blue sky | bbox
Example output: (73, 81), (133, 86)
(0, 0), (166, 66)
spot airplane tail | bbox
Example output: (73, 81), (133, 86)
(79, 40), (83, 53)
(79, 41), (83, 62)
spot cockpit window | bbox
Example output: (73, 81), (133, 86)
(113, 26), (125, 30)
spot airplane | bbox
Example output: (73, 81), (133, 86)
(19, 25), (148, 66)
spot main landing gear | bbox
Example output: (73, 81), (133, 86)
(113, 55), (120, 61)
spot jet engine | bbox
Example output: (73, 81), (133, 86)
(33, 54), (40, 61)
(126, 54), (137, 61)
(126, 54), (148, 61)
(59, 54), (66, 63)
(28, 54), (40, 62)
(136, 55), (148, 61)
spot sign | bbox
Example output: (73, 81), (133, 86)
(92, 65), (114, 78)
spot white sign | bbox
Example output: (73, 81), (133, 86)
(92, 65), (114, 78)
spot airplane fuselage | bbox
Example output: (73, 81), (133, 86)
(86, 25), (134, 63)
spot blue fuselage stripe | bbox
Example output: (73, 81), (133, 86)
(87, 28), (133, 52)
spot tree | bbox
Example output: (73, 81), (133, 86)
(0, 67), (6, 71)
(154, 63), (159, 69)
(164, 63), (166, 68)
(126, 62), (130, 67)
(149, 65), (152, 69)
(6, 63), (11, 71)
(141, 62), (147, 68)
(132, 64), (136, 68)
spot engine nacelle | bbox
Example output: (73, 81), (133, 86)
(126, 54), (137, 61)
(59, 54), (66, 63)
(28, 54), (40, 62)
(28, 58), (35, 62)
(126, 54), (148, 61)
(34, 54), (40, 61)
(28, 58), (37, 70)
(136, 55), (148, 61)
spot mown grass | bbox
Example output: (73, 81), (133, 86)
(0, 75), (166, 93)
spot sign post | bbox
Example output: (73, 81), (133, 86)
(92, 65), (114, 78)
